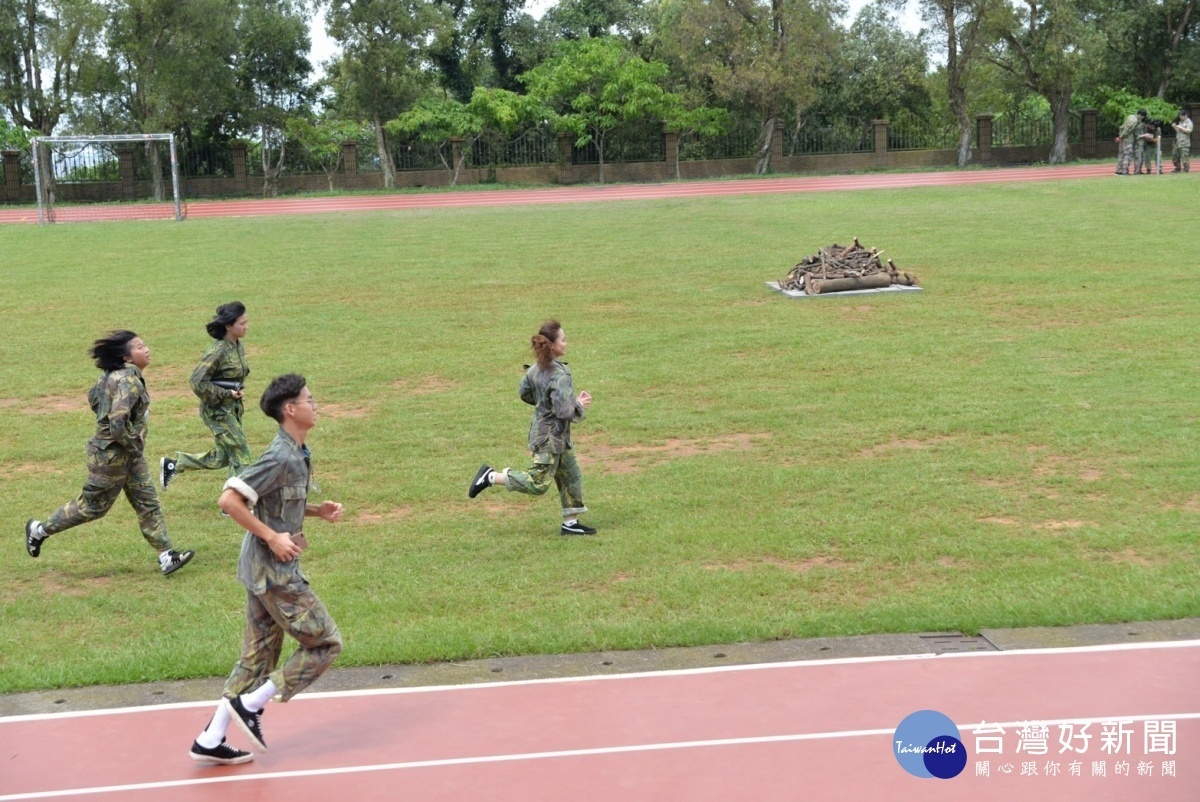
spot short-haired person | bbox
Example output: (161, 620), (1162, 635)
(468, 320), (596, 536)
(24, 331), (194, 575)
(1115, 108), (1147, 175)
(161, 302), (252, 489)
(1171, 108), (1192, 173)
(189, 374), (344, 765)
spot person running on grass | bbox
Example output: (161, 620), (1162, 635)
(24, 331), (195, 576)
(161, 302), (251, 490)
(189, 374), (343, 765)
(469, 319), (596, 535)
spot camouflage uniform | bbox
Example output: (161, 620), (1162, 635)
(171, 339), (251, 476)
(221, 428), (342, 703)
(504, 360), (588, 516)
(1173, 116), (1192, 172)
(1116, 114), (1140, 175)
(41, 366), (172, 551)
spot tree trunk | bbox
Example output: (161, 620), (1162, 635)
(374, 115), (395, 189)
(146, 140), (164, 202)
(1047, 91), (1071, 164)
(755, 116), (775, 175)
(596, 130), (606, 184)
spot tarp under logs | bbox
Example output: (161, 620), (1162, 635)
(778, 239), (919, 295)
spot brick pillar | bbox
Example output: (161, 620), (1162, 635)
(341, 141), (358, 186)
(556, 132), (573, 183)
(663, 129), (680, 178)
(873, 119), (889, 166)
(117, 146), (137, 199)
(769, 119), (784, 172)
(1079, 109), (1097, 158)
(2, 150), (20, 200)
(976, 114), (994, 163)
(231, 142), (248, 192)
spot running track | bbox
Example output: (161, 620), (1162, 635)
(2, 641), (1196, 800)
(0, 162), (1127, 224)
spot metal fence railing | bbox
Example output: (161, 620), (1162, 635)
(990, 112), (1082, 147)
(680, 118), (760, 161)
(471, 127), (559, 168)
(572, 124), (665, 165)
(788, 122), (873, 155)
(889, 118), (962, 151)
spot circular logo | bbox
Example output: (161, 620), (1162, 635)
(893, 710), (967, 779)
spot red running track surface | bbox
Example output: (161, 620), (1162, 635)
(0, 163), (1129, 225)
(2, 641), (1197, 801)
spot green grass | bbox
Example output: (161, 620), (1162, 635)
(2, 176), (1198, 693)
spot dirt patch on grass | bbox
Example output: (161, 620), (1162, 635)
(858, 436), (951, 457)
(8, 461), (66, 475)
(580, 433), (767, 474)
(0, 395), (85, 414)
(978, 516), (1018, 525)
(704, 555), (847, 573)
(319, 403), (373, 419)
(1163, 494), (1200, 513)
(1105, 548), (1165, 567)
(1034, 520), (1086, 530)
(392, 375), (459, 396)
(1033, 455), (1104, 482)
(354, 505), (413, 523)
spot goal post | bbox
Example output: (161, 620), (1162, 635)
(31, 133), (184, 224)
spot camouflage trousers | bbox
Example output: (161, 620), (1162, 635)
(223, 585), (343, 703)
(1173, 142), (1190, 172)
(1135, 143), (1158, 173)
(173, 404), (251, 476)
(42, 442), (172, 551)
(1116, 140), (1136, 174)
(505, 448), (588, 517)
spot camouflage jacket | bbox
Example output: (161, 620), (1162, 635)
(190, 338), (249, 409)
(1175, 117), (1193, 148)
(225, 427), (312, 594)
(87, 365), (150, 453)
(519, 360), (585, 454)
(1119, 114), (1141, 140)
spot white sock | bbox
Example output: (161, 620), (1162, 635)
(158, 551), (171, 566)
(241, 680), (278, 712)
(196, 702), (232, 748)
(563, 519), (577, 526)
(35, 524), (48, 539)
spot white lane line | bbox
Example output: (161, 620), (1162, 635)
(3, 639), (1197, 724)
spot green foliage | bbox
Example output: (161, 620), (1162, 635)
(1092, 87), (1184, 129)
(2, 178), (1199, 692)
(0, 116), (31, 149)
(522, 36), (670, 180)
(286, 116), (368, 187)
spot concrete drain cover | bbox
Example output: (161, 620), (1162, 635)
(919, 633), (999, 654)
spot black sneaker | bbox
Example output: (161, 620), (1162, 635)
(468, 463), (493, 498)
(25, 519), (46, 558)
(160, 457), (177, 489)
(160, 549), (195, 576)
(223, 695), (267, 752)
(561, 520), (597, 536)
(189, 738), (254, 765)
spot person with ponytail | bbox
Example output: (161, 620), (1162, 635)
(160, 302), (252, 490)
(24, 331), (195, 575)
(469, 320), (596, 535)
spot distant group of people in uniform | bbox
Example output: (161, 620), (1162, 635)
(22, 309), (593, 767)
(1115, 107), (1192, 175)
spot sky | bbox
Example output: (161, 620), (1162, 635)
(307, 0), (925, 76)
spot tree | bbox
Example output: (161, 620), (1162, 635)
(0, 0), (105, 193)
(82, 0), (240, 199)
(655, 0), (843, 174)
(386, 85), (543, 184)
(915, 0), (1005, 167)
(286, 115), (366, 190)
(235, 0), (313, 196)
(989, 0), (1101, 164)
(661, 97), (728, 179)
(1078, 0), (1198, 101)
(326, 0), (447, 188)
(522, 36), (670, 183)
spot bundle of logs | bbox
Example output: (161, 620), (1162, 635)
(778, 239), (919, 295)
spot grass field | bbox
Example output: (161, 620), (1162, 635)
(2, 175), (1198, 694)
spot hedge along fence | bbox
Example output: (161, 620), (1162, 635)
(4, 107), (1191, 203)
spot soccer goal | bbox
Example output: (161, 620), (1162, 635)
(31, 134), (184, 224)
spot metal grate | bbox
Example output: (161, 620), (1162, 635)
(919, 633), (1000, 654)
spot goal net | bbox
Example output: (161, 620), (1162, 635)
(31, 134), (185, 224)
